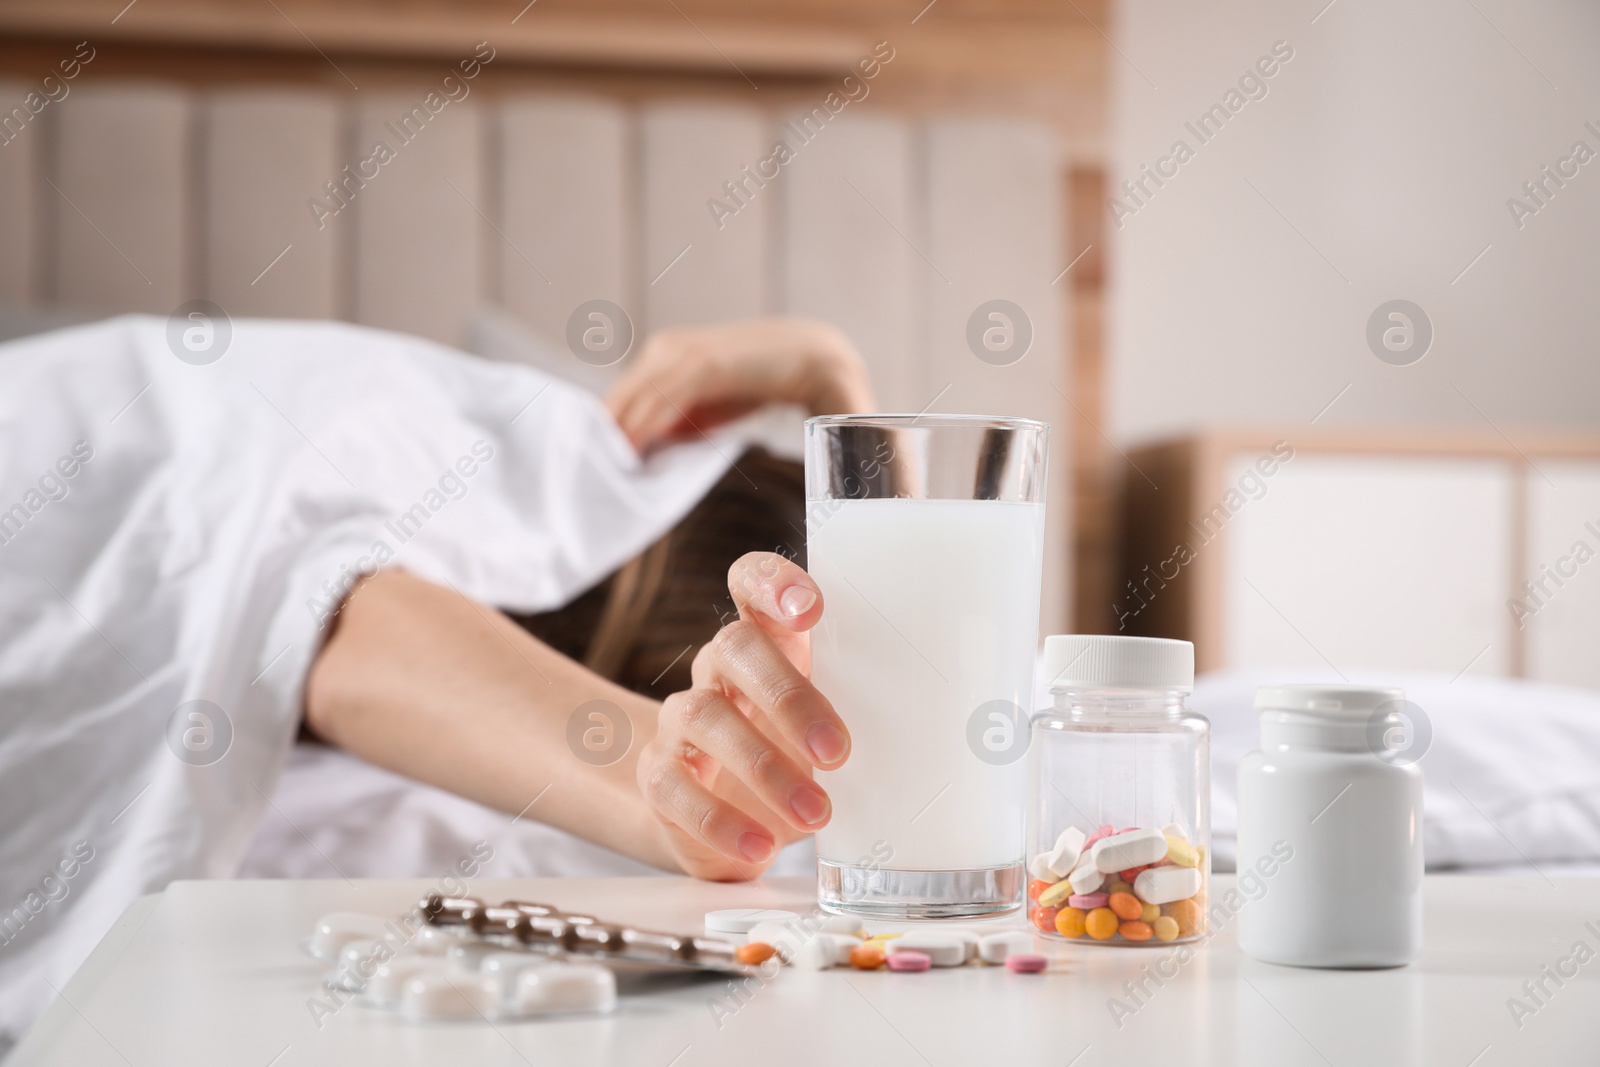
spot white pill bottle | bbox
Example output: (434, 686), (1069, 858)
(1236, 685), (1423, 968)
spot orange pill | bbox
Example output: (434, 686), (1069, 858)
(736, 942), (778, 965)
(1108, 892), (1144, 921)
(1120, 865), (1149, 884)
(848, 943), (887, 970)
(1027, 878), (1053, 902)
(1165, 898), (1203, 937)
(1085, 907), (1118, 941)
(1055, 906), (1087, 939)
(1119, 921), (1154, 942)
(1030, 905), (1060, 933)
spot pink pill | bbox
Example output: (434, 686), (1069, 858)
(1067, 893), (1108, 909)
(1005, 953), (1049, 973)
(887, 950), (931, 972)
(1083, 825), (1115, 848)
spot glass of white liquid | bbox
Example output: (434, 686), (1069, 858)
(806, 415), (1047, 919)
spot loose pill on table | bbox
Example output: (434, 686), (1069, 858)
(736, 942), (778, 965)
(849, 943), (887, 970)
(705, 909), (800, 935)
(1091, 827), (1170, 873)
(887, 935), (965, 967)
(920, 927), (981, 962)
(791, 936), (837, 971)
(1067, 893), (1108, 910)
(1119, 921), (1154, 942)
(401, 971), (504, 1020)
(1108, 892), (1144, 921)
(819, 914), (867, 938)
(745, 922), (800, 962)
(1029, 906), (1059, 933)
(307, 912), (391, 964)
(1005, 953), (1049, 973)
(1165, 899), (1203, 937)
(1152, 916), (1180, 942)
(1135, 865), (1204, 906)
(1054, 907), (1086, 939)
(1037, 879), (1075, 909)
(1067, 856), (1106, 895)
(978, 932), (1034, 964)
(1084, 907), (1119, 941)
(514, 963), (617, 1016)
(887, 950), (932, 972)
(1164, 836), (1200, 868)
(1140, 902), (1161, 924)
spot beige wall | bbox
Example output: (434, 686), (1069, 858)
(1108, 0), (1600, 444)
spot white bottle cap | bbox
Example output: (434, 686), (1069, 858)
(1042, 635), (1194, 692)
(1254, 684), (1405, 721)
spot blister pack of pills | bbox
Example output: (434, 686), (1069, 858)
(304, 894), (757, 1022)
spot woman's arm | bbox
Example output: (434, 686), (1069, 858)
(304, 569), (678, 870)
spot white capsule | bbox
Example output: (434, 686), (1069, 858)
(364, 957), (448, 1007)
(1067, 855), (1106, 895)
(307, 913), (391, 964)
(704, 908), (799, 935)
(1092, 827), (1170, 873)
(513, 963), (617, 1015)
(400, 970), (504, 1020)
(885, 935), (965, 967)
(1134, 865), (1204, 905)
(978, 932), (1035, 965)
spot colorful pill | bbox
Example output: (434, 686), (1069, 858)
(1066, 893), (1107, 910)
(1054, 907), (1087, 939)
(1105, 881), (1132, 897)
(1005, 953), (1049, 973)
(1164, 835), (1200, 868)
(1140, 901), (1161, 924)
(886, 950), (931, 972)
(1082, 825), (1117, 849)
(1085, 907), (1118, 941)
(1029, 905), (1059, 933)
(1165, 898), (1203, 937)
(1120, 865), (1150, 884)
(736, 942), (778, 965)
(849, 944), (887, 970)
(1118, 921), (1154, 942)
(1037, 879), (1075, 909)
(1108, 892), (1144, 921)
(1027, 878), (1054, 902)
(1152, 916), (1180, 942)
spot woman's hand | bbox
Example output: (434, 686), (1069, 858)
(637, 551), (850, 880)
(604, 318), (875, 452)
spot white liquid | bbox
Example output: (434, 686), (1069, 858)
(809, 497), (1044, 870)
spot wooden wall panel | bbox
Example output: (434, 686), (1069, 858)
(203, 89), (340, 319)
(350, 96), (482, 345)
(639, 102), (768, 331)
(497, 95), (630, 361)
(921, 117), (1070, 636)
(51, 82), (190, 313)
(779, 112), (918, 411)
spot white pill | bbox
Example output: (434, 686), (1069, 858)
(1134, 865), (1203, 905)
(1092, 827), (1170, 873)
(364, 957), (448, 1007)
(308, 912), (390, 964)
(916, 926), (981, 962)
(1028, 853), (1060, 881)
(480, 951), (554, 979)
(978, 932), (1035, 965)
(790, 935), (839, 971)
(745, 920), (802, 962)
(1045, 827), (1087, 879)
(1161, 822), (1189, 842)
(819, 914), (867, 938)
(1067, 855), (1105, 895)
(513, 963), (617, 1015)
(334, 938), (396, 990)
(400, 970), (504, 1020)
(704, 909), (799, 935)
(886, 935), (965, 967)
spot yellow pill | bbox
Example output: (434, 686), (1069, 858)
(1165, 835), (1199, 868)
(1085, 907), (1118, 941)
(1106, 882), (1132, 897)
(1152, 916), (1180, 942)
(1140, 902), (1161, 924)
(1055, 906), (1087, 939)
(1037, 879), (1076, 909)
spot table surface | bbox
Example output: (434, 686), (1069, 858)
(11, 874), (1600, 1066)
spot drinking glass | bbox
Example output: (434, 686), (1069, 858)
(806, 414), (1047, 919)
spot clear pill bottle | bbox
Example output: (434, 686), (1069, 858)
(1027, 635), (1209, 945)
(1236, 685), (1423, 968)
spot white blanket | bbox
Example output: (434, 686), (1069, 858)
(0, 315), (745, 1046)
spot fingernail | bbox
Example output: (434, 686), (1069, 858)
(806, 722), (848, 766)
(779, 586), (817, 617)
(790, 785), (830, 827)
(737, 832), (775, 863)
